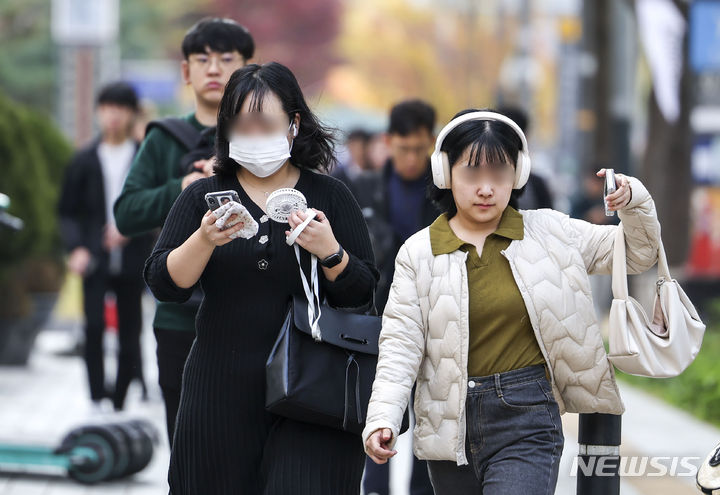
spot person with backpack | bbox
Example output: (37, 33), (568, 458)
(113, 17), (254, 446)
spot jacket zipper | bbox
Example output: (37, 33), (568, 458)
(456, 251), (469, 466)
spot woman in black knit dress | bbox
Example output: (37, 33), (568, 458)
(144, 62), (378, 494)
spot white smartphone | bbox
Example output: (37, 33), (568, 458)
(604, 169), (617, 217)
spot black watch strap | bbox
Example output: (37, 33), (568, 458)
(320, 244), (344, 268)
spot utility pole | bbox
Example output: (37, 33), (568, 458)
(52, 0), (120, 146)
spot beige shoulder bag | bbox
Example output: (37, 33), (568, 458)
(608, 226), (705, 377)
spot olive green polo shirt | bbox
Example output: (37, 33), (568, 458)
(429, 208), (545, 378)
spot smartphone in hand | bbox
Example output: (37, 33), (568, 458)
(604, 169), (617, 217)
(205, 190), (241, 211)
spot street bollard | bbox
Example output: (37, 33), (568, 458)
(577, 413), (622, 495)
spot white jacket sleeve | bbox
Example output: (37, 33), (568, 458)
(567, 176), (661, 275)
(362, 242), (426, 452)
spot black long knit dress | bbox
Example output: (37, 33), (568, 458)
(144, 168), (379, 495)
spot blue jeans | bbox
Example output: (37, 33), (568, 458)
(427, 364), (564, 495)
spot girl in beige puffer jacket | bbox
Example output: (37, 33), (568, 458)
(363, 109), (660, 495)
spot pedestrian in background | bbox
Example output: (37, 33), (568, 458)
(113, 17), (254, 446)
(58, 81), (153, 412)
(353, 99), (438, 495)
(333, 128), (373, 189)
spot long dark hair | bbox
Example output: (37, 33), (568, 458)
(429, 108), (523, 216)
(214, 62), (336, 176)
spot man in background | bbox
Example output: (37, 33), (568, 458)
(59, 82), (153, 413)
(114, 17), (254, 446)
(354, 99), (439, 495)
(333, 129), (372, 196)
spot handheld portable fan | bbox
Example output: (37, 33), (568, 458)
(265, 188), (317, 246)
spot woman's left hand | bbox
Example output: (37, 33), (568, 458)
(597, 169), (632, 211)
(287, 208), (339, 259)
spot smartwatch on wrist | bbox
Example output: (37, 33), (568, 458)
(320, 244), (344, 268)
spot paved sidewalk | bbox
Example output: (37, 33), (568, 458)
(0, 305), (170, 495)
(1, 301), (717, 494)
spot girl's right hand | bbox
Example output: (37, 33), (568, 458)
(365, 428), (397, 465)
(198, 210), (244, 247)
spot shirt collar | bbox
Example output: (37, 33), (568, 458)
(430, 207), (524, 256)
(189, 112), (211, 131)
(494, 206), (524, 240)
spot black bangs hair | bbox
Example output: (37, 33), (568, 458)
(214, 62), (336, 176)
(96, 81), (139, 111)
(388, 99), (436, 136)
(182, 17), (255, 60)
(429, 108), (524, 216)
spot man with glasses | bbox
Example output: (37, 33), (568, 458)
(113, 17), (254, 447)
(353, 99), (439, 495)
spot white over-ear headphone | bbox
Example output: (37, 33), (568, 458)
(430, 111), (531, 190)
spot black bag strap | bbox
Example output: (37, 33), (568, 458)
(145, 118), (205, 151)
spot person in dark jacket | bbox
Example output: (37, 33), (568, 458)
(332, 128), (372, 196)
(354, 100), (441, 314)
(113, 18), (254, 445)
(353, 99), (439, 495)
(58, 82), (154, 412)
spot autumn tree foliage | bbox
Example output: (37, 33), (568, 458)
(210, 0), (342, 91)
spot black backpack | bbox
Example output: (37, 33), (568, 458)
(145, 118), (216, 175)
(145, 118), (216, 309)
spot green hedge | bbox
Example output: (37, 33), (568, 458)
(0, 93), (72, 316)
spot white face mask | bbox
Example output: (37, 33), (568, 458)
(228, 123), (296, 178)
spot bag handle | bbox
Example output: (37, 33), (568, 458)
(294, 244), (323, 341)
(611, 224), (671, 301)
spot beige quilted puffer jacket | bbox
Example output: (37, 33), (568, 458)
(362, 176), (660, 466)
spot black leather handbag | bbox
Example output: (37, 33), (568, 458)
(265, 246), (409, 435)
